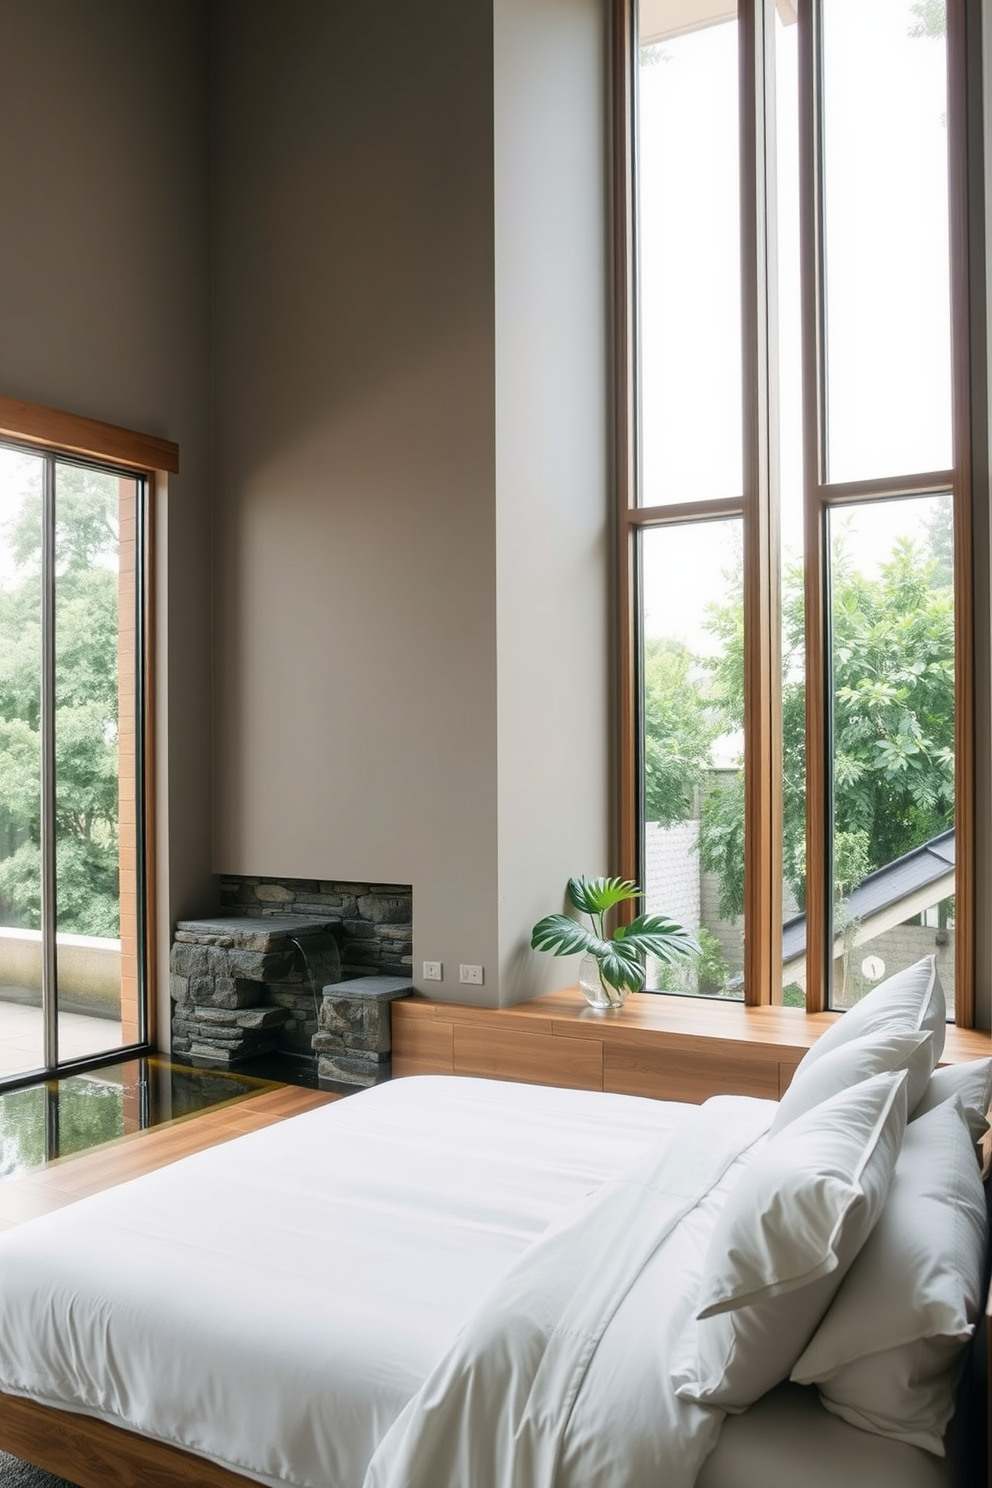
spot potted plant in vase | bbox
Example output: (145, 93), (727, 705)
(531, 875), (699, 1010)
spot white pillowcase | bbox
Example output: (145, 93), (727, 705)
(791, 1097), (988, 1456)
(911, 1057), (992, 1152)
(793, 957), (946, 1083)
(770, 1029), (935, 1135)
(671, 1070), (908, 1412)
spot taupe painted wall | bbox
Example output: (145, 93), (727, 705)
(211, 0), (612, 1004)
(493, 0), (612, 999)
(0, 0), (214, 1047)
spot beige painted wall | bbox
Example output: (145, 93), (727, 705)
(210, 0), (612, 1005)
(0, 0), (214, 1047)
(493, 0), (612, 1001)
(210, 0), (501, 994)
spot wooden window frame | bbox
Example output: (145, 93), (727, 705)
(0, 394), (178, 1071)
(615, 0), (982, 1027)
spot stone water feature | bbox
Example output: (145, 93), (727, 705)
(312, 974), (415, 1087)
(170, 916), (342, 1066)
(169, 881), (414, 1085)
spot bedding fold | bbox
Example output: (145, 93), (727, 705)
(364, 1096), (774, 1488)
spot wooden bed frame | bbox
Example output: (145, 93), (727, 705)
(0, 1088), (985, 1488)
(0, 1393), (249, 1488)
(0, 1086), (332, 1487)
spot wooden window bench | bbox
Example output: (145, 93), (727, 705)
(391, 988), (990, 1105)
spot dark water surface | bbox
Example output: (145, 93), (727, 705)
(0, 1059), (277, 1178)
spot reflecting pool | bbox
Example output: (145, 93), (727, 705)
(0, 1059), (277, 1178)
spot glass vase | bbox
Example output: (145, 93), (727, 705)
(577, 953), (631, 1011)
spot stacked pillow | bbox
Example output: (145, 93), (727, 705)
(790, 1096), (987, 1454)
(912, 1057), (992, 1161)
(769, 1028), (935, 1135)
(671, 1069), (909, 1411)
(788, 955), (946, 1094)
(672, 956), (991, 1455)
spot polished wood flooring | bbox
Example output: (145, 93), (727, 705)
(0, 1084), (337, 1233)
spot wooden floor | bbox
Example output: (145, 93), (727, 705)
(0, 1084), (337, 1233)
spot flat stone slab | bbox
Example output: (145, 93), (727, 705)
(321, 975), (414, 1003)
(175, 915), (336, 951)
(318, 1051), (391, 1089)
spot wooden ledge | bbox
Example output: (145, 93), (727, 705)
(392, 989), (990, 1105)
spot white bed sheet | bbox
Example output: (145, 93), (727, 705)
(0, 1075), (733, 1488)
(696, 1380), (955, 1488)
(367, 1094), (774, 1488)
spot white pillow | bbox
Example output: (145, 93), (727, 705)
(791, 1098), (988, 1456)
(793, 957), (945, 1083)
(911, 1058), (992, 1151)
(671, 1070), (908, 1412)
(770, 1029), (935, 1135)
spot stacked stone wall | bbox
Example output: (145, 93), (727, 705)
(218, 876), (412, 980)
(171, 879), (413, 1070)
(170, 917), (339, 1064)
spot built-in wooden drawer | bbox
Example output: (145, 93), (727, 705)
(390, 993), (990, 1106)
(452, 1024), (603, 1092)
(392, 1010), (454, 1076)
(604, 1039), (782, 1103)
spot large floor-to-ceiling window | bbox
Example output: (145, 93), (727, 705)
(0, 399), (174, 1081)
(619, 0), (981, 1022)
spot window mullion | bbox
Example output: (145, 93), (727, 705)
(947, 0), (977, 1027)
(797, 0), (830, 1014)
(40, 453), (58, 1070)
(132, 477), (150, 1048)
(740, 0), (783, 1005)
(615, 0), (639, 896)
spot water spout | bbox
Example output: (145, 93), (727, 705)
(288, 933), (342, 1027)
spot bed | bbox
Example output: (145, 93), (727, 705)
(0, 956), (985, 1488)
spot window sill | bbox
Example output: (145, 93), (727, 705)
(391, 988), (988, 1104)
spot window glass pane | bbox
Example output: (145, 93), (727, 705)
(0, 449), (44, 1077)
(54, 462), (135, 1061)
(776, 8), (807, 1005)
(821, 0), (952, 482)
(638, 9), (742, 505)
(826, 495), (954, 1012)
(640, 520), (744, 997)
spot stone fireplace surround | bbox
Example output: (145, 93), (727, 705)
(169, 876), (413, 1085)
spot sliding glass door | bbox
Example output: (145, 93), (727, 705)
(0, 442), (147, 1080)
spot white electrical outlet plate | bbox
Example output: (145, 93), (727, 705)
(459, 964), (484, 986)
(422, 960), (442, 982)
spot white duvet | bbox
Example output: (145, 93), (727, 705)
(0, 1076), (772, 1488)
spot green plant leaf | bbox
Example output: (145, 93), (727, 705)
(530, 914), (595, 958)
(567, 875), (641, 917)
(619, 914), (700, 964)
(596, 942), (647, 993)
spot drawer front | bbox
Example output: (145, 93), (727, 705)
(453, 1024), (603, 1091)
(605, 1040), (780, 1103)
(392, 1013), (454, 1076)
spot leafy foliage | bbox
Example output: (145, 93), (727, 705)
(697, 769), (746, 921)
(829, 535), (954, 884)
(653, 925), (732, 996)
(643, 639), (720, 826)
(0, 460), (122, 936)
(908, 0), (946, 40)
(667, 514), (956, 923)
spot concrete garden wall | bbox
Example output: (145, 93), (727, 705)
(0, 928), (120, 1018)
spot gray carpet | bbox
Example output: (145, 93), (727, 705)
(0, 1453), (78, 1487)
